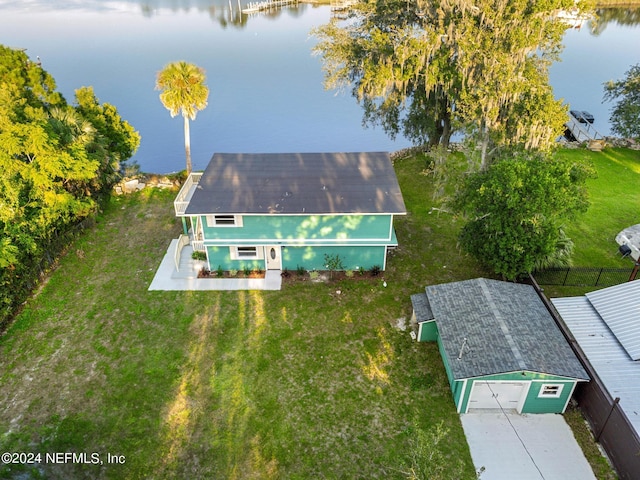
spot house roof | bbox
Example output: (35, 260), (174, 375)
(184, 152), (407, 215)
(423, 278), (589, 381)
(552, 286), (640, 436)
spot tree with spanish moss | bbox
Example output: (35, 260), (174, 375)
(313, 0), (580, 169)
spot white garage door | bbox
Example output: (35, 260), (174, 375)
(468, 381), (527, 412)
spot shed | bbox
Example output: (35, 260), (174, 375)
(411, 278), (589, 414)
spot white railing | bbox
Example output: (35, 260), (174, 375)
(191, 240), (205, 252)
(174, 234), (190, 271)
(174, 172), (203, 216)
(566, 114), (603, 143)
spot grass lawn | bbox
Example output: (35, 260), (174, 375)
(0, 156), (487, 479)
(542, 146), (640, 298)
(1, 147), (632, 479)
(556, 147), (640, 267)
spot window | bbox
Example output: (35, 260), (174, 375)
(205, 215), (243, 227)
(237, 247), (257, 258)
(230, 246), (263, 260)
(538, 384), (564, 398)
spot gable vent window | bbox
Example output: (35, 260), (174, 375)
(538, 384), (564, 398)
(206, 215), (243, 227)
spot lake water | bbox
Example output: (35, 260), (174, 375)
(1, 1), (639, 173)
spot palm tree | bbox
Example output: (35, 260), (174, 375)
(155, 61), (209, 174)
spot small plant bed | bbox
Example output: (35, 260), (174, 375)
(280, 266), (384, 284)
(198, 268), (265, 279)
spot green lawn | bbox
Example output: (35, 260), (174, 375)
(0, 157), (486, 479)
(557, 147), (640, 266)
(542, 147), (640, 298)
(1, 147), (632, 479)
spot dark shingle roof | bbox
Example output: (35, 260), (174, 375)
(184, 152), (407, 215)
(410, 293), (434, 322)
(424, 278), (589, 381)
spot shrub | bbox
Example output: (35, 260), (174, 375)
(296, 265), (306, 276)
(191, 250), (207, 261)
(324, 253), (345, 279)
(243, 266), (252, 277)
(216, 265), (224, 277)
(324, 253), (345, 271)
(370, 265), (382, 276)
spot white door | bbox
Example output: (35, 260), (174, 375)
(265, 246), (282, 270)
(468, 382), (527, 412)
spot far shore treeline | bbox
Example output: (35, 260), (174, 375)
(0, 45), (140, 329)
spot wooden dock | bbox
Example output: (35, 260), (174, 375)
(242, 0), (297, 14)
(331, 0), (357, 12)
(565, 112), (605, 150)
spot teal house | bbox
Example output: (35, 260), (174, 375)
(173, 152), (406, 272)
(411, 278), (589, 414)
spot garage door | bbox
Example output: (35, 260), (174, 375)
(468, 382), (527, 412)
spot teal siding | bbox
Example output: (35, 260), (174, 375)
(456, 372), (578, 414)
(205, 244), (386, 271)
(452, 380), (465, 411)
(436, 335), (455, 389)
(205, 246), (262, 271)
(202, 214), (392, 242)
(522, 380), (575, 414)
(417, 321), (438, 342)
(282, 245), (385, 271)
(418, 324), (580, 414)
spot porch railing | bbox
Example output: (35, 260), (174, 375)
(174, 172), (203, 216)
(191, 240), (205, 252)
(174, 234), (190, 271)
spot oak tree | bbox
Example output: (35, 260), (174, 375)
(452, 151), (594, 279)
(314, 0), (580, 168)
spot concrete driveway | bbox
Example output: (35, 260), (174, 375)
(460, 412), (596, 480)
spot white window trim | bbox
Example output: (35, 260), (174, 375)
(230, 246), (263, 260)
(538, 383), (564, 399)
(205, 215), (243, 227)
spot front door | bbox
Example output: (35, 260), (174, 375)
(265, 246), (282, 270)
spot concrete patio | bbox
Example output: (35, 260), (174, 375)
(148, 239), (282, 291)
(461, 411), (596, 480)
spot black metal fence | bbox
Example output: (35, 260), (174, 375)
(532, 267), (633, 287)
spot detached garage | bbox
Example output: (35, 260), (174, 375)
(411, 278), (589, 414)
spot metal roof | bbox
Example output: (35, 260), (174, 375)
(424, 278), (589, 381)
(586, 281), (640, 360)
(552, 294), (640, 437)
(184, 152), (407, 215)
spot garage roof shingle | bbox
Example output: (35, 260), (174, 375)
(424, 278), (589, 381)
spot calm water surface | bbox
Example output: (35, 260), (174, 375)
(1, 1), (639, 173)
